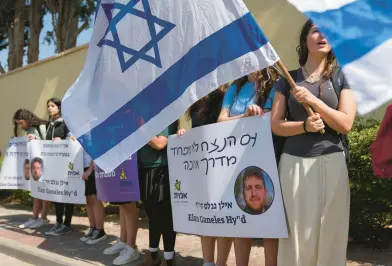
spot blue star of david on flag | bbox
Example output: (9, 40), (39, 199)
(97, 0), (176, 72)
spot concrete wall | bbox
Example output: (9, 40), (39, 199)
(0, 46), (88, 151)
(0, 1), (388, 152)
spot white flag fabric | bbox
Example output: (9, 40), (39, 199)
(286, 0), (392, 115)
(62, 0), (279, 172)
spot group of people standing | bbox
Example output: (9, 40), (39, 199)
(14, 98), (76, 236)
(10, 20), (356, 266)
(13, 97), (177, 265)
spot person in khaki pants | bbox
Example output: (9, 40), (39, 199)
(271, 20), (356, 266)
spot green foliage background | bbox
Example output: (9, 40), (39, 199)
(348, 118), (392, 244)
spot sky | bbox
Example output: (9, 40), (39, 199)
(0, 13), (94, 72)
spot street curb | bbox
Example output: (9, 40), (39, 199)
(0, 237), (92, 266)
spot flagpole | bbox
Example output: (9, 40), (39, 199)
(276, 60), (325, 134)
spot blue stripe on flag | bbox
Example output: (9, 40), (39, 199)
(79, 12), (268, 160)
(305, 0), (392, 67)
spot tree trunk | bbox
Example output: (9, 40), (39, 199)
(28, 0), (44, 64)
(13, 0), (25, 69)
(7, 26), (15, 70)
(64, 7), (79, 51)
(60, 0), (80, 52)
(0, 62), (5, 74)
(45, 0), (89, 53)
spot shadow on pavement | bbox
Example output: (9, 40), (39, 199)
(1, 203), (392, 266)
(0, 212), (204, 265)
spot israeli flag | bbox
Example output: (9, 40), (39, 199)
(287, 0), (392, 115)
(62, 0), (279, 172)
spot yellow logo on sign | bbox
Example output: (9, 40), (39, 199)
(120, 168), (127, 180)
(175, 180), (181, 191)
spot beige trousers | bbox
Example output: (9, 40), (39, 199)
(278, 152), (350, 266)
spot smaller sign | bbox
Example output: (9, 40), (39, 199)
(0, 137), (30, 191)
(29, 140), (86, 204)
(94, 155), (140, 202)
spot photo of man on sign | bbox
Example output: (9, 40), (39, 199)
(31, 157), (43, 181)
(235, 166), (274, 215)
(24, 159), (30, 181)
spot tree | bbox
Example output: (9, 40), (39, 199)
(0, 0), (14, 53)
(7, 0), (26, 71)
(27, 0), (45, 64)
(0, 0), (95, 72)
(0, 0), (32, 72)
(44, 0), (95, 53)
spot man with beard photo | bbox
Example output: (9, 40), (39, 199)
(24, 159), (30, 180)
(31, 157), (43, 181)
(242, 167), (269, 215)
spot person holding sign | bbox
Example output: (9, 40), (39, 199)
(271, 20), (356, 266)
(138, 122), (178, 266)
(13, 109), (50, 229)
(43, 98), (75, 237)
(103, 202), (141, 265)
(218, 67), (280, 266)
(178, 85), (232, 266)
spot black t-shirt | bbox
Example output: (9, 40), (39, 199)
(275, 68), (351, 157)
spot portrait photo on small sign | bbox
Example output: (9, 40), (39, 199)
(234, 166), (274, 216)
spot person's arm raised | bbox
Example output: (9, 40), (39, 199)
(271, 92), (325, 136)
(217, 108), (247, 122)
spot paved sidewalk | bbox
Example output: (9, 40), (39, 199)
(0, 204), (391, 266)
(0, 252), (34, 266)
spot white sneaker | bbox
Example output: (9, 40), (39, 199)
(103, 239), (126, 255)
(112, 246), (141, 265)
(19, 218), (36, 229)
(29, 218), (49, 229)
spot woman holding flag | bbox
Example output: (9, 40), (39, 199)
(271, 20), (356, 266)
(217, 67), (280, 266)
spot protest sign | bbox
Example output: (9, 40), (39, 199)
(94, 155), (140, 202)
(29, 140), (86, 204)
(0, 137), (30, 190)
(167, 114), (288, 238)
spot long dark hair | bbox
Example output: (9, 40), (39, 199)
(296, 20), (336, 78)
(13, 109), (47, 137)
(234, 66), (281, 107)
(47, 97), (62, 119)
(188, 84), (229, 124)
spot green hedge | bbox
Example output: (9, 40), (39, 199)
(348, 118), (392, 244)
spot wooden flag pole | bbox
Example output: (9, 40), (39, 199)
(276, 60), (325, 134)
